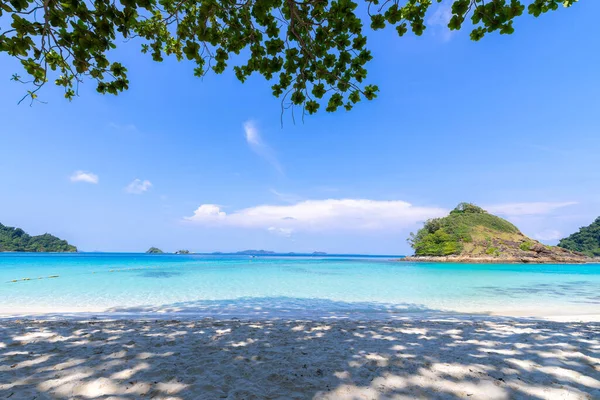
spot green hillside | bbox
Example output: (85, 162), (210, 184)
(408, 203), (522, 256)
(0, 223), (77, 252)
(558, 217), (600, 257)
(407, 203), (586, 263)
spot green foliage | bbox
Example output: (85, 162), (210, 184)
(450, 202), (486, 215)
(519, 241), (532, 251)
(0, 0), (578, 112)
(410, 228), (462, 256)
(485, 246), (499, 256)
(175, 249), (190, 254)
(0, 223), (77, 252)
(558, 217), (600, 257)
(146, 247), (164, 254)
(408, 203), (520, 256)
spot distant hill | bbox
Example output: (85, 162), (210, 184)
(0, 223), (77, 252)
(406, 203), (588, 263)
(209, 250), (328, 256)
(558, 217), (600, 257)
(234, 250), (276, 255)
(146, 247), (164, 254)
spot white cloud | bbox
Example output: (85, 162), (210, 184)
(534, 229), (562, 241)
(243, 120), (261, 146)
(70, 171), (99, 184)
(427, 2), (454, 41)
(243, 120), (283, 174)
(189, 204), (226, 218)
(485, 202), (577, 216)
(185, 199), (446, 234)
(268, 227), (294, 237)
(125, 179), (152, 194)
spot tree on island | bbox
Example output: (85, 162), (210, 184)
(407, 203), (518, 256)
(558, 217), (600, 257)
(0, 223), (77, 252)
(146, 247), (164, 254)
(1, 0), (578, 111)
(406, 202), (587, 262)
(175, 249), (191, 254)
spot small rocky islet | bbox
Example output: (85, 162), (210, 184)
(145, 247), (164, 254)
(404, 203), (591, 263)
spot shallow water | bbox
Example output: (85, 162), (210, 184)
(1, 253), (599, 317)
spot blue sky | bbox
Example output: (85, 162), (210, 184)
(1, 2), (599, 254)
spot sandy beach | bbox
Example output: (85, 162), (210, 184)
(1, 317), (598, 399)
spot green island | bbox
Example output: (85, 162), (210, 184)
(558, 217), (600, 257)
(175, 249), (191, 254)
(405, 203), (588, 263)
(146, 247), (164, 254)
(0, 223), (77, 252)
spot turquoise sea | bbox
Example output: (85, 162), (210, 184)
(1, 253), (599, 318)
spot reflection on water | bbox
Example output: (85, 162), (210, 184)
(138, 271), (183, 279)
(1, 253), (600, 315)
(288, 267), (344, 276)
(106, 297), (441, 320)
(475, 280), (600, 304)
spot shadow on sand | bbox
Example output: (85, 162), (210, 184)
(0, 298), (599, 399)
(103, 297), (461, 320)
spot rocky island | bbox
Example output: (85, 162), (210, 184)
(0, 223), (77, 252)
(146, 247), (164, 254)
(403, 203), (589, 263)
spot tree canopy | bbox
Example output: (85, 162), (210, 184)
(406, 205), (589, 262)
(1, 0), (578, 112)
(558, 217), (600, 257)
(408, 203), (520, 256)
(0, 222), (77, 252)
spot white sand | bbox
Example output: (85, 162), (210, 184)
(0, 317), (599, 399)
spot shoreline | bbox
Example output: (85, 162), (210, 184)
(2, 306), (600, 322)
(399, 255), (595, 264)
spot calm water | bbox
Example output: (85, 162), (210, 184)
(1, 253), (599, 317)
